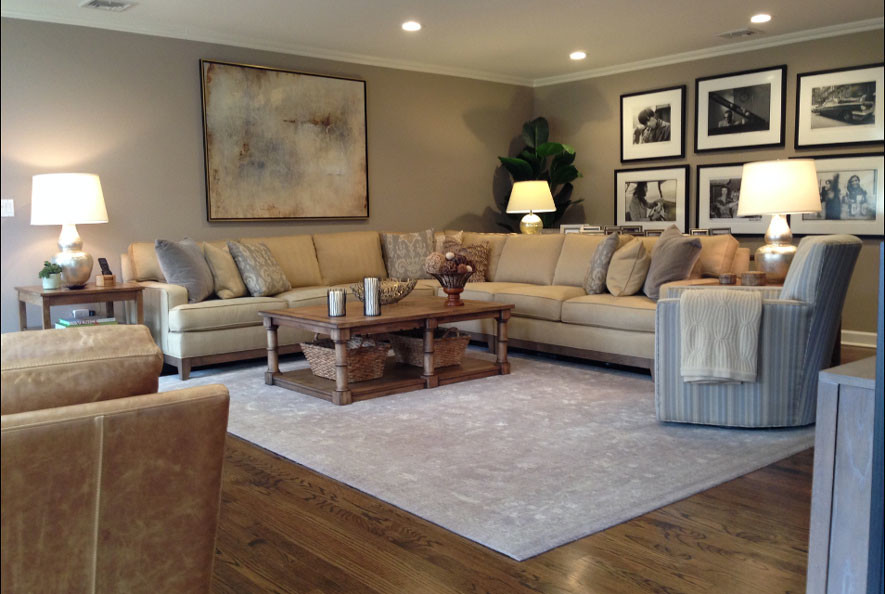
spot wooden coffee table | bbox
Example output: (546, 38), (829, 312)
(260, 297), (513, 405)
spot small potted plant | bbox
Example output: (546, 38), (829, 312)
(38, 261), (63, 290)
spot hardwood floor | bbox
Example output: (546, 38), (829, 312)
(211, 346), (875, 594)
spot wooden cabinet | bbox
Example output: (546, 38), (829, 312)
(807, 356), (877, 594)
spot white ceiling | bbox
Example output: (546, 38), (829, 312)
(2, 0), (882, 86)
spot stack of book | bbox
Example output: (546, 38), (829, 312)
(55, 316), (117, 329)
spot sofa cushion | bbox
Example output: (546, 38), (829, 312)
(227, 241), (292, 297)
(695, 234), (740, 277)
(275, 286), (331, 309)
(202, 242), (248, 299)
(552, 234), (607, 287)
(381, 229), (434, 280)
(606, 238), (650, 297)
(0, 325), (163, 415)
(583, 233), (620, 294)
(495, 234), (565, 285)
(561, 293), (657, 332)
(127, 242), (166, 282)
(168, 296), (287, 332)
(493, 285), (586, 321)
(442, 281), (525, 302)
(154, 238), (215, 303)
(643, 225), (702, 300)
(461, 232), (511, 281)
(241, 235), (323, 288)
(313, 231), (387, 286)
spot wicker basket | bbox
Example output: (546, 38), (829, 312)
(389, 328), (470, 368)
(300, 336), (390, 382)
(351, 278), (417, 305)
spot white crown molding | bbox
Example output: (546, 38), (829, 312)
(0, 9), (533, 86)
(532, 18), (885, 88)
(1, 10), (881, 88)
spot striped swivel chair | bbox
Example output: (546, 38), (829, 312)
(654, 234), (862, 427)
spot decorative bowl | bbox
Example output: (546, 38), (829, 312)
(350, 278), (417, 305)
(429, 272), (473, 306)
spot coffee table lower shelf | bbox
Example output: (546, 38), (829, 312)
(269, 357), (502, 404)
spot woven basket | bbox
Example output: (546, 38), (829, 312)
(300, 336), (390, 382)
(389, 328), (470, 368)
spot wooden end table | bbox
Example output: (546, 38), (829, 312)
(260, 296), (513, 405)
(16, 282), (145, 330)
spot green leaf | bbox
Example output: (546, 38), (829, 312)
(552, 150), (576, 167)
(521, 117), (549, 148)
(550, 164), (580, 187)
(536, 142), (566, 158)
(498, 157), (533, 181)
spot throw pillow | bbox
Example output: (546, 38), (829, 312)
(583, 232), (620, 294)
(381, 229), (434, 279)
(605, 238), (651, 297)
(435, 230), (463, 252)
(154, 238), (215, 303)
(227, 241), (292, 297)
(203, 242), (248, 299)
(459, 242), (490, 282)
(643, 225), (702, 300)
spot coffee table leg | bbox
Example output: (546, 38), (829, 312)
(332, 329), (353, 405)
(18, 298), (28, 331)
(496, 310), (510, 375)
(264, 317), (279, 385)
(423, 320), (439, 388)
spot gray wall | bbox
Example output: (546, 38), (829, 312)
(1, 18), (882, 335)
(0, 18), (532, 332)
(535, 29), (884, 334)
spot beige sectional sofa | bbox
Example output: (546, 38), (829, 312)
(122, 230), (748, 379)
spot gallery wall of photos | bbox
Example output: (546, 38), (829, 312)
(602, 62), (884, 237)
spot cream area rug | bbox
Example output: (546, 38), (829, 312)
(158, 351), (814, 561)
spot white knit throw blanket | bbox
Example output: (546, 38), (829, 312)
(680, 289), (762, 383)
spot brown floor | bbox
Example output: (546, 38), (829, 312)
(211, 345), (875, 594)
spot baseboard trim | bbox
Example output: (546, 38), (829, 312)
(842, 330), (877, 348)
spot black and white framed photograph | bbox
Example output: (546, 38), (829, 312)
(695, 65), (786, 153)
(696, 163), (770, 235)
(790, 153), (884, 237)
(795, 63), (884, 148)
(620, 85), (685, 162)
(614, 165), (689, 232)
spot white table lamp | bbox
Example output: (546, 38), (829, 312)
(737, 160), (821, 282)
(31, 173), (108, 289)
(506, 181), (556, 234)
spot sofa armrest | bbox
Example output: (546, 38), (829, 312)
(134, 281), (188, 353)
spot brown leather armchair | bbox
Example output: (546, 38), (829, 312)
(1, 325), (230, 593)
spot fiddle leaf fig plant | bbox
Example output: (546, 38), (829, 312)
(497, 116), (583, 229)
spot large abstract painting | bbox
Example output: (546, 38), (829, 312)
(200, 60), (368, 221)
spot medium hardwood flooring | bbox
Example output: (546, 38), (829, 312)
(211, 346), (875, 594)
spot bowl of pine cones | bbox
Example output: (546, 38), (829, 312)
(424, 251), (474, 306)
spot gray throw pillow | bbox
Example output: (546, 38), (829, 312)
(154, 238), (215, 303)
(381, 229), (434, 279)
(583, 232), (620, 294)
(643, 225), (702, 300)
(227, 241), (292, 297)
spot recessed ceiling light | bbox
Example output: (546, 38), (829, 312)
(402, 21), (422, 32)
(569, 51), (587, 61)
(750, 13), (772, 23)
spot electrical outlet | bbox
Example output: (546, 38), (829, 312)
(0, 199), (13, 217)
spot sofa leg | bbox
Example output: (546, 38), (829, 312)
(178, 360), (191, 381)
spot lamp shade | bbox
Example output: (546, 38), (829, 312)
(31, 173), (108, 225)
(737, 160), (822, 216)
(506, 181), (556, 214)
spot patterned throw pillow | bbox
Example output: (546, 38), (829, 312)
(435, 231), (463, 252)
(154, 238), (215, 303)
(381, 229), (434, 279)
(227, 241), (292, 297)
(459, 242), (490, 282)
(583, 232), (620, 294)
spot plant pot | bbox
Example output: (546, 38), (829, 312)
(41, 273), (62, 290)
